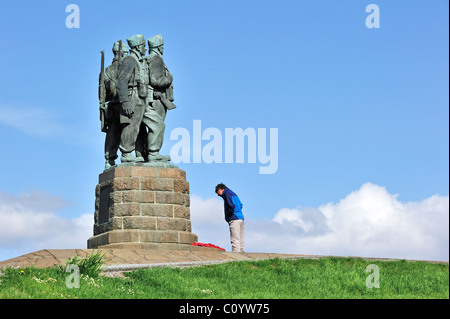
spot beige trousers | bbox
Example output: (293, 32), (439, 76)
(228, 219), (245, 252)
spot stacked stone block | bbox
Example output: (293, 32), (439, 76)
(87, 165), (198, 249)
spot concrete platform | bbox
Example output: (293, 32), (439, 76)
(0, 247), (309, 271)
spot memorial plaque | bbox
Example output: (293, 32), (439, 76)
(98, 184), (111, 224)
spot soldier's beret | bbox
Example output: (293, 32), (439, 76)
(112, 41), (129, 53)
(126, 34), (145, 48)
(148, 34), (164, 48)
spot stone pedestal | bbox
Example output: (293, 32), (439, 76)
(87, 165), (198, 249)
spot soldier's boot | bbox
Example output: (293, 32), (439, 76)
(121, 152), (141, 163)
(148, 151), (171, 162)
(105, 159), (115, 169)
(105, 153), (117, 169)
(135, 150), (145, 163)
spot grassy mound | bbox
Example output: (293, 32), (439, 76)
(0, 256), (447, 299)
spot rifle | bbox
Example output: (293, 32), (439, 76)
(118, 40), (123, 64)
(99, 50), (107, 132)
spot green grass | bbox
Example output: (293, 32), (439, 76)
(0, 257), (448, 299)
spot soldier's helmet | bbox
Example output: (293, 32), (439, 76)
(148, 34), (164, 48)
(112, 41), (129, 53)
(126, 34), (145, 48)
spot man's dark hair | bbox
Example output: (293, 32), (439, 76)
(215, 183), (227, 194)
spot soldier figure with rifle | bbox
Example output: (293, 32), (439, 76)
(98, 40), (129, 169)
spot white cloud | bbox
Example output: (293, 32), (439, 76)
(0, 103), (99, 146)
(0, 190), (92, 261)
(0, 106), (68, 138)
(190, 183), (449, 261)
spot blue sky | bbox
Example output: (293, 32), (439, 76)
(0, 1), (448, 261)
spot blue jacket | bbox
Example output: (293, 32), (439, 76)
(220, 188), (244, 222)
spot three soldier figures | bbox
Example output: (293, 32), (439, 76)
(99, 34), (176, 169)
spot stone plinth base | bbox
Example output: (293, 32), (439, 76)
(86, 242), (201, 251)
(87, 165), (198, 249)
